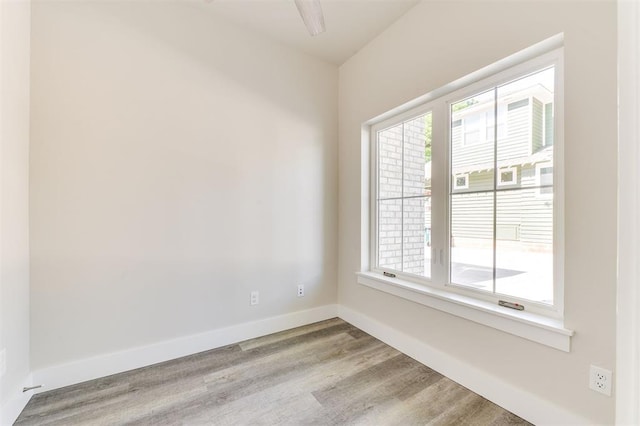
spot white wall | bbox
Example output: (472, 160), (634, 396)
(0, 0), (32, 422)
(30, 1), (338, 370)
(339, 1), (617, 424)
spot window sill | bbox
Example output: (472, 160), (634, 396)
(356, 271), (574, 352)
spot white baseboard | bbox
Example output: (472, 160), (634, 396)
(26, 303), (588, 425)
(1, 373), (33, 426)
(337, 305), (589, 426)
(31, 304), (338, 395)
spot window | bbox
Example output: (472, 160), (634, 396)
(537, 163), (553, 196)
(368, 47), (564, 324)
(507, 98), (529, 110)
(450, 66), (556, 306)
(463, 113), (484, 145)
(453, 173), (469, 190)
(543, 103), (554, 147)
(498, 167), (517, 186)
(376, 112), (432, 279)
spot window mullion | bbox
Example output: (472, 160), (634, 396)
(431, 102), (448, 288)
(492, 87), (498, 295)
(400, 122), (405, 272)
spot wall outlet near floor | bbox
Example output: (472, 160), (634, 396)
(0, 349), (6, 378)
(297, 284), (304, 297)
(589, 365), (612, 396)
(250, 291), (259, 306)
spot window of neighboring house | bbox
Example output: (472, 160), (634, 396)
(463, 113), (484, 145)
(460, 110), (505, 146)
(367, 46), (564, 326)
(544, 103), (554, 147)
(453, 173), (469, 190)
(537, 163), (553, 196)
(507, 98), (529, 111)
(498, 167), (517, 186)
(486, 120), (506, 143)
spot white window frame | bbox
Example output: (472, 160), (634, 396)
(498, 166), (518, 186)
(360, 37), (572, 352)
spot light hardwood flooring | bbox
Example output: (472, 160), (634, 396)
(16, 318), (531, 425)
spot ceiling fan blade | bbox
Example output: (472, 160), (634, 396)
(294, 0), (326, 36)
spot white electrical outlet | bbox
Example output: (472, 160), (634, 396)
(297, 284), (304, 297)
(589, 365), (613, 396)
(0, 349), (6, 378)
(250, 291), (259, 306)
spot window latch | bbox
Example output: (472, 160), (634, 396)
(499, 300), (525, 311)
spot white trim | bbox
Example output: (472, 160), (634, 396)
(617, 0), (640, 424)
(337, 305), (588, 426)
(31, 305), (339, 394)
(1, 373), (33, 426)
(357, 271), (572, 352)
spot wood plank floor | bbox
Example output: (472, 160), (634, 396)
(16, 318), (531, 425)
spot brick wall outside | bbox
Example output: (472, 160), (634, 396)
(378, 116), (427, 276)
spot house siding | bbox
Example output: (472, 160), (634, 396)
(451, 94), (553, 248)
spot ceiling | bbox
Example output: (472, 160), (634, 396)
(197, 0), (420, 65)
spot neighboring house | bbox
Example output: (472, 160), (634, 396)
(449, 82), (554, 251)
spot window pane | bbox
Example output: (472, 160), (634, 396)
(377, 199), (402, 271)
(376, 113), (432, 277)
(403, 197), (431, 278)
(495, 190), (553, 304)
(403, 113), (431, 197)
(378, 124), (403, 199)
(448, 67), (555, 301)
(450, 192), (494, 292)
